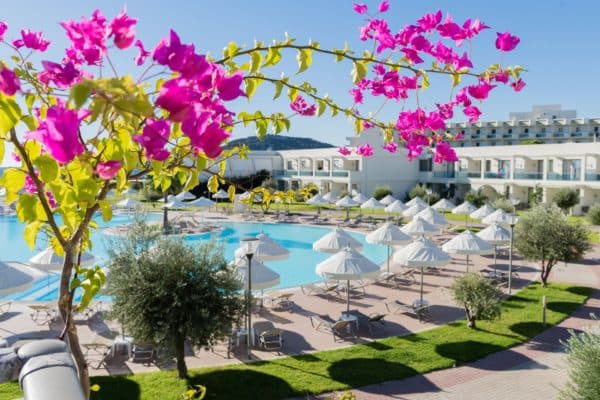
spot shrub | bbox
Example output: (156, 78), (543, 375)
(464, 189), (488, 208)
(425, 191), (440, 205)
(451, 273), (502, 329)
(492, 197), (514, 213)
(373, 185), (393, 200)
(587, 204), (600, 225)
(107, 221), (244, 378)
(408, 184), (427, 200)
(553, 188), (580, 214)
(528, 185), (543, 207)
(560, 319), (600, 400)
(515, 206), (591, 285)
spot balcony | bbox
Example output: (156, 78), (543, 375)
(571, 132), (583, 137)
(535, 133), (546, 138)
(585, 173), (600, 181)
(432, 171), (456, 178)
(518, 133), (529, 138)
(547, 173), (580, 181)
(298, 170), (313, 176)
(470, 134), (480, 139)
(484, 172), (506, 179)
(273, 170), (297, 177)
(486, 134), (496, 139)
(553, 132), (564, 137)
(514, 172), (543, 180)
(315, 171), (330, 177)
(331, 170), (349, 177)
(502, 133), (513, 138)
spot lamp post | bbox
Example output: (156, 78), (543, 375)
(508, 198), (520, 294)
(240, 237), (259, 360)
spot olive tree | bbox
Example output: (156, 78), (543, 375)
(106, 222), (244, 378)
(560, 320), (600, 400)
(514, 206), (591, 286)
(451, 273), (502, 329)
(553, 188), (580, 214)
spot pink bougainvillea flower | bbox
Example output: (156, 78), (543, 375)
(353, 3), (368, 14)
(463, 105), (482, 123)
(433, 142), (458, 163)
(24, 174), (38, 194)
(455, 131), (465, 140)
(401, 48), (423, 64)
(432, 40), (457, 65)
(455, 87), (472, 107)
(495, 32), (520, 52)
(406, 140), (425, 161)
(467, 82), (496, 100)
(155, 78), (198, 121)
(464, 19), (489, 38)
(109, 7), (137, 49)
(338, 147), (352, 156)
(378, 1), (389, 12)
(290, 96), (316, 116)
(436, 14), (461, 39)
(453, 52), (473, 70)
(0, 66), (20, 96)
(61, 10), (108, 65)
(134, 40), (150, 66)
(382, 142), (398, 153)
(25, 102), (89, 164)
(96, 160), (121, 180)
(349, 88), (364, 104)
(216, 70), (246, 101)
(410, 35), (432, 52)
(362, 120), (374, 129)
(38, 61), (80, 89)
(356, 144), (374, 157)
(494, 70), (509, 83)
(511, 79), (526, 92)
(425, 111), (446, 131)
(436, 102), (454, 120)
(0, 22), (7, 41)
(11, 152), (20, 162)
(13, 29), (50, 52)
(417, 10), (442, 32)
(46, 191), (57, 208)
(134, 118), (171, 161)
(190, 121), (230, 159)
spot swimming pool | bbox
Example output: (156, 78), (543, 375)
(0, 217), (388, 300)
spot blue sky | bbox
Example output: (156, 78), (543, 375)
(1, 0), (599, 149)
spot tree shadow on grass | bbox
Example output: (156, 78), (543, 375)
(509, 321), (546, 338)
(91, 375), (140, 400)
(565, 286), (593, 297)
(546, 301), (584, 314)
(188, 369), (297, 400)
(435, 340), (504, 366)
(327, 357), (431, 392)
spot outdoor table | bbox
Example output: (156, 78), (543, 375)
(234, 328), (255, 347)
(111, 336), (133, 358)
(413, 299), (429, 308)
(339, 313), (359, 332)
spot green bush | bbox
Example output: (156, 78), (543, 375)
(451, 273), (502, 329)
(528, 185), (543, 207)
(408, 184), (427, 200)
(587, 204), (600, 225)
(492, 197), (514, 213)
(561, 319), (600, 400)
(553, 188), (580, 213)
(373, 185), (393, 200)
(425, 191), (440, 205)
(464, 189), (488, 208)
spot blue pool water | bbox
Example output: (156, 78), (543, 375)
(0, 217), (387, 300)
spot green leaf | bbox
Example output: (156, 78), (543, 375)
(70, 277), (81, 291)
(25, 93), (36, 112)
(351, 61), (368, 84)
(317, 99), (326, 117)
(24, 221), (43, 249)
(21, 115), (37, 130)
(287, 87), (298, 102)
(70, 81), (92, 109)
(0, 168), (26, 204)
(90, 384), (100, 392)
(207, 175), (219, 193)
(451, 73), (462, 88)
(245, 78), (258, 99)
(272, 81), (283, 100)
(98, 201), (112, 222)
(16, 194), (39, 223)
(73, 179), (99, 204)
(255, 119), (268, 139)
(249, 51), (263, 74)
(228, 185), (236, 202)
(0, 95), (22, 137)
(296, 48), (312, 74)
(421, 71), (430, 90)
(33, 155), (59, 183)
(263, 47), (281, 67)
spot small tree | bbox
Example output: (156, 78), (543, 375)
(408, 184), (427, 200)
(425, 191), (440, 205)
(451, 273), (502, 329)
(373, 185), (393, 200)
(560, 319), (600, 400)
(553, 188), (580, 214)
(107, 223), (244, 378)
(514, 206), (591, 286)
(464, 189), (488, 208)
(492, 197), (514, 213)
(587, 204), (600, 225)
(528, 184), (543, 207)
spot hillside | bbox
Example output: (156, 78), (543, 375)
(226, 135), (334, 151)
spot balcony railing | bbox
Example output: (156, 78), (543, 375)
(470, 135), (480, 139)
(432, 171), (456, 178)
(518, 133), (529, 138)
(502, 134), (513, 138)
(547, 173), (580, 181)
(585, 173), (600, 181)
(571, 132), (583, 137)
(535, 133), (546, 138)
(299, 170), (313, 176)
(483, 172), (506, 179)
(514, 172), (543, 180)
(553, 132), (564, 137)
(273, 170), (297, 177)
(486, 134), (496, 139)
(331, 170), (349, 177)
(315, 171), (330, 177)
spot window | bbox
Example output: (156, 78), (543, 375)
(508, 128), (513, 133)
(595, 127), (599, 133)
(419, 158), (432, 172)
(316, 160), (324, 170)
(485, 160), (491, 171)
(286, 161), (294, 170)
(576, 127), (580, 132)
(541, 127), (546, 133)
(475, 142), (480, 146)
(558, 127), (563, 133)
(524, 128), (529, 133)
(492, 129), (496, 134)
(476, 129), (480, 134)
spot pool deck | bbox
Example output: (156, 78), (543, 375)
(0, 209), (598, 393)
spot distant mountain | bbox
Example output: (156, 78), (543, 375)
(226, 135), (334, 151)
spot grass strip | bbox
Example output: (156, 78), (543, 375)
(0, 283), (591, 400)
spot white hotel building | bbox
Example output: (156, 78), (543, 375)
(223, 105), (600, 215)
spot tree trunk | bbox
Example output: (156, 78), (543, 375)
(175, 335), (188, 379)
(467, 317), (476, 329)
(58, 247), (90, 398)
(540, 261), (554, 286)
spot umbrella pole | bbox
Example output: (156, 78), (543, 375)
(346, 207), (350, 220)
(466, 254), (469, 273)
(493, 245), (497, 274)
(420, 268), (424, 303)
(387, 245), (390, 273)
(346, 279), (350, 313)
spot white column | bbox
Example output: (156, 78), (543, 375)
(510, 156), (516, 180)
(543, 157), (549, 180)
(581, 155), (587, 182)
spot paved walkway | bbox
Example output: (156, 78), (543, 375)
(315, 267), (600, 400)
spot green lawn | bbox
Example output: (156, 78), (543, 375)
(0, 283), (590, 400)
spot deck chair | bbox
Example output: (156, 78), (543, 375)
(366, 313), (387, 335)
(131, 342), (155, 365)
(29, 302), (58, 326)
(301, 282), (340, 300)
(0, 301), (11, 316)
(309, 315), (356, 341)
(385, 300), (430, 321)
(74, 300), (103, 320)
(269, 293), (295, 311)
(253, 321), (283, 351)
(83, 340), (112, 369)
